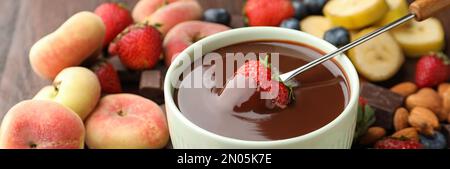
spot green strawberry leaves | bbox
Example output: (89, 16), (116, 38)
(259, 53), (297, 102)
(354, 100), (376, 141)
(434, 52), (450, 65)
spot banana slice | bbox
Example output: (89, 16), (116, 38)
(324, 0), (389, 30)
(375, 0), (409, 26)
(391, 18), (445, 57)
(300, 16), (333, 38)
(349, 28), (404, 82)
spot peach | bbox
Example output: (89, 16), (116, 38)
(33, 67), (101, 120)
(144, 0), (202, 36)
(29, 11), (105, 79)
(132, 0), (184, 22)
(163, 21), (230, 66)
(85, 94), (169, 149)
(0, 100), (85, 149)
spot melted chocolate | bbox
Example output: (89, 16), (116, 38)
(175, 41), (349, 141)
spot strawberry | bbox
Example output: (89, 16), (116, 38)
(415, 53), (450, 88)
(374, 137), (423, 149)
(109, 23), (163, 70)
(236, 60), (272, 89)
(91, 60), (122, 94)
(95, 3), (133, 48)
(358, 96), (368, 107)
(236, 58), (293, 108)
(268, 80), (291, 108)
(244, 0), (295, 26)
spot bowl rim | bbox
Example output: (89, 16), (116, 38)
(163, 27), (360, 146)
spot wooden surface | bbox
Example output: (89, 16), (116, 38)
(0, 0), (449, 121)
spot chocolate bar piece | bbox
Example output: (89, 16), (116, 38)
(139, 70), (164, 104)
(360, 82), (405, 130)
(442, 124), (450, 147)
(107, 56), (142, 84)
(118, 71), (142, 84)
(107, 56), (127, 71)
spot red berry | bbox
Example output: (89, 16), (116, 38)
(358, 97), (367, 107)
(91, 61), (122, 94)
(268, 81), (291, 108)
(236, 60), (292, 108)
(109, 24), (163, 70)
(236, 60), (272, 89)
(415, 53), (450, 88)
(374, 137), (423, 149)
(95, 3), (133, 48)
(244, 0), (295, 26)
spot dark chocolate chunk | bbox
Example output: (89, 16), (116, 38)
(118, 71), (142, 84)
(360, 82), (405, 131)
(107, 56), (142, 84)
(108, 56), (127, 71)
(442, 124), (450, 147)
(139, 70), (164, 104)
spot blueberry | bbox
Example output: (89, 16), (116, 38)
(304, 0), (328, 15)
(280, 18), (300, 30)
(419, 132), (447, 149)
(203, 8), (231, 26)
(292, 0), (309, 20)
(323, 27), (350, 48)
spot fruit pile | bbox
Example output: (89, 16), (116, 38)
(0, 0), (232, 149)
(244, 0), (445, 82)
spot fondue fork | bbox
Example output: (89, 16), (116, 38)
(280, 0), (450, 82)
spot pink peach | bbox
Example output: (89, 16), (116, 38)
(85, 94), (169, 149)
(132, 0), (183, 22)
(29, 11), (105, 79)
(163, 21), (230, 66)
(144, 0), (202, 36)
(0, 100), (85, 149)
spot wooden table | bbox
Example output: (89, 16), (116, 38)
(0, 0), (449, 121)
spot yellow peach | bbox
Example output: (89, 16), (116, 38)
(29, 11), (105, 79)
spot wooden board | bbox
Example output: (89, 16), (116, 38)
(0, 0), (449, 121)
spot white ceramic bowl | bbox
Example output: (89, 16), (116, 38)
(164, 27), (359, 149)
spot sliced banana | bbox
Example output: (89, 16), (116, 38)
(391, 18), (445, 57)
(300, 16), (333, 38)
(349, 28), (404, 82)
(324, 0), (389, 30)
(375, 0), (409, 26)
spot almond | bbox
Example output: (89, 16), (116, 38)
(391, 127), (419, 141)
(440, 89), (450, 122)
(408, 107), (439, 136)
(438, 83), (450, 97)
(390, 82), (418, 97)
(406, 88), (443, 118)
(393, 107), (409, 131)
(359, 127), (386, 145)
